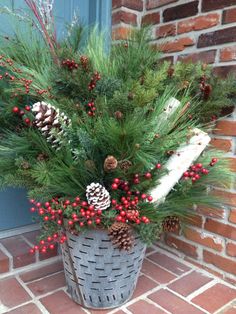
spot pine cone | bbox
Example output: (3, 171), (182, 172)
(114, 111), (123, 120)
(104, 156), (118, 172)
(32, 102), (71, 150)
(108, 222), (134, 251)
(37, 153), (49, 161)
(86, 183), (110, 211)
(162, 216), (180, 232)
(118, 160), (132, 172)
(21, 161), (30, 170)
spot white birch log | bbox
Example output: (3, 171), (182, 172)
(156, 97), (181, 129)
(151, 128), (211, 204)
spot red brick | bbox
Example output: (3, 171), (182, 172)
(147, 251), (190, 275)
(112, 0), (143, 11)
(213, 65), (236, 78)
(27, 271), (66, 296)
(159, 37), (194, 53)
(228, 158), (236, 172)
(184, 227), (223, 252)
(112, 10), (137, 26)
(0, 248), (9, 273)
(229, 209), (236, 223)
(0, 278), (31, 308)
(198, 26), (236, 48)
(204, 218), (236, 240)
(192, 283), (236, 312)
(142, 12), (160, 26)
(184, 214), (203, 227)
(212, 190), (236, 207)
(202, 0), (236, 12)
(226, 242), (236, 257)
(210, 138), (232, 152)
(132, 274), (157, 299)
(20, 260), (63, 282)
(155, 23), (176, 39)
(214, 120), (236, 135)
(141, 259), (176, 283)
(223, 306), (236, 314)
(0, 236), (35, 268)
(178, 50), (216, 64)
(112, 26), (131, 40)
(203, 250), (236, 276)
(22, 230), (40, 245)
(165, 234), (198, 258)
(220, 46), (236, 62)
(168, 271), (213, 297)
(197, 205), (225, 219)
(146, 0), (178, 9)
(178, 14), (220, 34)
(128, 300), (166, 314)
(40, 290), (85, 314)
(148, 289), (204, 314)
(223, 8), (236, 24)
(7, 303), (42, 314)
(163, 1), (199, 22)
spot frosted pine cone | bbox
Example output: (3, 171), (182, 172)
(32, 102), (71, 150)
(86, 183), (110, 211)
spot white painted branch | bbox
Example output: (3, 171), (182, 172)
(151, 128), (211, 204)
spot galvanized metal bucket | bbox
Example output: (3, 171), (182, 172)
(61, 229), (146, 309)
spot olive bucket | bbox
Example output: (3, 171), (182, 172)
(61, 229), (146, 309)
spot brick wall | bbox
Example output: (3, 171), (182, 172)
(112, 0), (236, 283)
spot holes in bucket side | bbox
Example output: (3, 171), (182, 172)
(98, 246), (108, 250)
(98, 296), (102, 303)
(104, 288), (113, 291)
(106, 296), (110, 302)
(78, 250), (88, 254)
(120, 284), (127, 289)
(112, 254), (120, 257)
(95, 267), (104, 271)
(101, 239), (110, 243)
(92, 281), (100, 284)
(94, 254), (103, 257)
(84, 272), (92, 276)
(68, 245), (74, 249)
(91, 288), (99, 291)
(89, 295), (93, 303)
(69, 237), (76, 242)
(79, 264), (88, 268)
(121, 293), (124, 299)
(83, 294), (86, 301)
(113, 295), (116, 301)
(77, 276), (85, 281)
(84, 237), (93, 240)
(104, 262), (113, 265)
(82, 243), (91, 248)
(98, 275), (108, 278)
(74, 255), (81, 260)
(124, 274), (131, 279)
(88, 260), (96, 264)
(115, 273), (123, 278)
(112, 267), (120, 271)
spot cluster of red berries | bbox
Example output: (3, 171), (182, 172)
(62, 59), (79, 70)
(29, 196), (104, 253)
(88, 71), (101, 91)
(12, 105), (31, 125)
(132, 163), (162, 184)
(183, 158), (218, 183)
(86, 101), (96, 117)
(112, 195), (150, 225)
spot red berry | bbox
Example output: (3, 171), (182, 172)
(43, 216), (49, 221)
(113, 178), (120, 184)
(192, 177), (197, 183)
(12, 106), (19, 113)
(47, 236), (52, 242)
(75, 197), (80, 202)
(24, 118), (31, 124)
(141, 194), (147, 199)
(40, 240), (45, 245)
(183, 171), (189, 177)
(196, 163), (202, 168)
(81, 201), (87, 206)
(65, 200), (70, 205)
(68, 220), (73, 225)
(112, 183), (118, 190)
(88, 205), (95, 211)
(147, 195), (153, 202)
(120, 211), (126, 217)
(111, 199), (117, 205)
(30, 207), (36, 212)
(87, 220), (92, 225)
(212, 158), (218, 163)
(95, 218), (101, 224)
(145, 172), (152, 179)
(80, 222), (84, 227)
(19, 110), (25, 116)
(34, 245), (39, 250)
(156, 163), (161, 169)
(116, 215), (123, 222)
(44, 202), (50, 207)
(29, 248), (35, 254)
(97, 209), (102, 215)
(133, 178), (140, 184)
(25, 105), (31, 111)
(195, 174), (200, 180)
(49, 244), (55, 250)
(57, 220), (62, 225)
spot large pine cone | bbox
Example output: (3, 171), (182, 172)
(86, 183), (110, 211)
(162, 216), (180, 233)
(108, 222), (134, 251)
(32, 102), (71, 149)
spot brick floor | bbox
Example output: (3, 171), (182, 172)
(0, 245), (235, 314)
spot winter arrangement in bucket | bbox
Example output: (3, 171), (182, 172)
(0, 0), (235, 309)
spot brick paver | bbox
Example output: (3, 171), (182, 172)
(0, 246), (235, 314)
